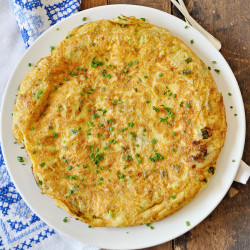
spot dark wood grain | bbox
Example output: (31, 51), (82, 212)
(81, 1), (250, 249)
(172, 1), (250, 249)
(81, 0), (107, 10)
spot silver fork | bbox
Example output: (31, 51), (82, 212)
(170, 0), (222, 50)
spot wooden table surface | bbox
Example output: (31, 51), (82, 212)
(81, 1), (249, 249)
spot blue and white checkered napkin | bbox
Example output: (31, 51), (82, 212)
(0, 1), (98, 249)
(10, 0), (81, 48)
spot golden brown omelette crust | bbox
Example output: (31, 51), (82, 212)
(12, 16), (226, 227)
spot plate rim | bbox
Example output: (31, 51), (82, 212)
(0, 4), (246, 249)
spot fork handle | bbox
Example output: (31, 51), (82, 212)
(171, 0), (222, 50)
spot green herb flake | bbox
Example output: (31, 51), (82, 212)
(52, 132), (59, 138)
(186, 221), (190, 226)
(214, 69), (220, 74)
(190, 39), (194, 44)
(185, 57), (192, 63)
(17, 156), (24, 162)
(82, 17), (87, 21)
(129, 132), (136, 138)
(40, 162), (45, 167)
(152, 106), (159, 112)
(90, 57), (103, 68)
(63, 217), (68, 223)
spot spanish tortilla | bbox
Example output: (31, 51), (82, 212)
(12, 16), (227, 227)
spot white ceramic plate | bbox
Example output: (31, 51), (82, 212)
(0, 4), (246, 249)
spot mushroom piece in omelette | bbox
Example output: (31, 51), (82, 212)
(12, 16), (226, 227)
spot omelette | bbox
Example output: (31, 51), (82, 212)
(12, 16), (227, 227)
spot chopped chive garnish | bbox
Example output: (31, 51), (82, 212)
(186, 221), (190, 226)
(212, 61), (216, 64)
(144, 76), (148, 79)
(214, 69), (220, 73)
(63, 217), (67, 223)
(146, 100), (150, 103)
(82, 17), (87, 21)
(17, 156), (24, 162)
(129, 132), (136, 137)
(52, 132), (59, 138)
(185, 25), (188, 29)
(208, 66), (211, 70)
(158, 73), (163, 77)
(140, 18), (146, 21)
(40, 162), (45, 167)
(152, 106), (159, 112)
(190, 40), (194, 44)
(28, 63), (31, 67)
